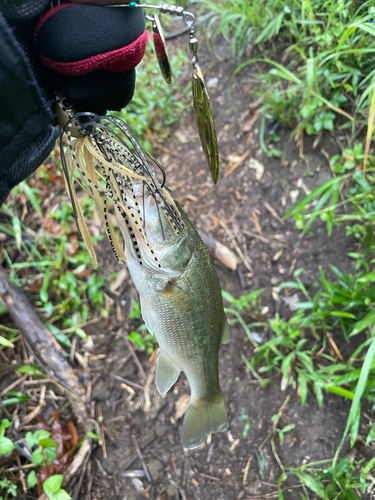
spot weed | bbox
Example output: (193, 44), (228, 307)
(0, 419), (14, 456)
(222, 289), (265, 347)
(119, 46), (189, 151)
(274, 420), (295, 446)
(127, 302), (158, 354)
(285, 144), (375, 264)
(279, 455), (368, 499)
(238, 408), (251, 437)
(199, 0), (375, 145)
(42, 475), (71, 500)
(0, 167), (110, 351)
(0, 478), (17, 499)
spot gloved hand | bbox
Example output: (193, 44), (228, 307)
(0, 0), (147, 206)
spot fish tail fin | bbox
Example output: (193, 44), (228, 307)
(181, 390), (228, 449)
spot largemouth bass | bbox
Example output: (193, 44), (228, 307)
(62, 115), (229, 448)
(116, 185), (230, 449)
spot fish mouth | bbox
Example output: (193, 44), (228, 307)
(62, 113), (185, 268)
(115, 183), (188, 275)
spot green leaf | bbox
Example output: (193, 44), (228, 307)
(52, 490), (72, 500)
(35, 430), (51, 443)
(45, 447), (58, 465)
(38, 438), (58, 449)
(12, 216), (22, 250)
(1, 419), (12, 430)
(293, 471), (326, 499)
(363, 456), (375, 476)
(21, 181), (42, 216)
(0, 436), (15, 455)
(278, 489), (285, 500)
(27, 470), (37, 489)
(74, 328), (87, 339)
(43, 475), (64, 496)
(350, 400), (361, 447)
(25, 431), (36, 449)
(346, 334), (375, 447)
(284, 177), (339, 219)
(366, 421), (375, 445)
(357, 272), (375, 284)
(16, 365), (43, 375)
(350, 309), (375, 336)
(330, 311), (357, 319)
(32, 448), (44, 466)
(2, 392), (29, 405)
(325, 386), (354, 400)
(87, 432), (100, 440)
(53, 334), (72, 348)
(0, 336), (13, 348)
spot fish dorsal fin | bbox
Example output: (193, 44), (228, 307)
(156, 349), (181, 395)
(139, 295), (157, 336)
(157, 280), (195, 316)
(221, 314), (230, 344)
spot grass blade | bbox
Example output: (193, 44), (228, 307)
(363, 87), (375, 171)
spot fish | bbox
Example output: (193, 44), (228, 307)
(61, 115), (229, 448)
(115, 183), (230, 449)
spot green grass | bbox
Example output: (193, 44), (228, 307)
(198, 0), (375, 147)
(119, 45), (189, 151)
(225, 262), (375, 497)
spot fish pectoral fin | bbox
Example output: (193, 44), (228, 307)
(140, 295), (157, 335)
(221, 314), (230, 344)
(156, 350), (181, 395)
(157, 280), (195, 315)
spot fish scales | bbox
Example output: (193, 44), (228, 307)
(117, 196), (230, 449)
(63, 119), (228, 448)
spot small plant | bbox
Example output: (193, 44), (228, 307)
(222, 289), (265, 347)
(272, 417), (295, 446)
(0, 478), (17, 499)
(201, 0), (375, 143)
(42, 475), (71, 500)
(26, 430), (59, 467)
(279, 455), (367, 500)
(0, 419), (14, 456)
(120, 47), (189, 150)
(128, 328), (157, 355)
(285, 145), (375, 245)
(127, 302), (158, 354)
(238, 407), (251, 437)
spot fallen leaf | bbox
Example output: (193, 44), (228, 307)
(290, 190), (300, 203)
(272, 250), (283, 261)
(226, 154), (241, 163)
(156, 490), (169, 500)
(26, 279), (43, 293)
(248, 158), (264, 181)
(175, 131), (189, 143)
(174, 394), (190, 420)
(132, 477), (145, 492)
(242, 119), (254, 132)
(36, 412), (79, 494)
(282, 294), (300, 311)
(206, 77), (218, 88)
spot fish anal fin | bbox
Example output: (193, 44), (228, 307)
(221, 315), (230, 344)
(156, 350), (181, 395)
(181, 389), (228, 449)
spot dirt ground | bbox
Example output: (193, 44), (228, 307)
(79, 29), (369, 500)
(1, 20), (371, 500)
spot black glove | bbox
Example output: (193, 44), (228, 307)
(0, 1), (147, 206)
